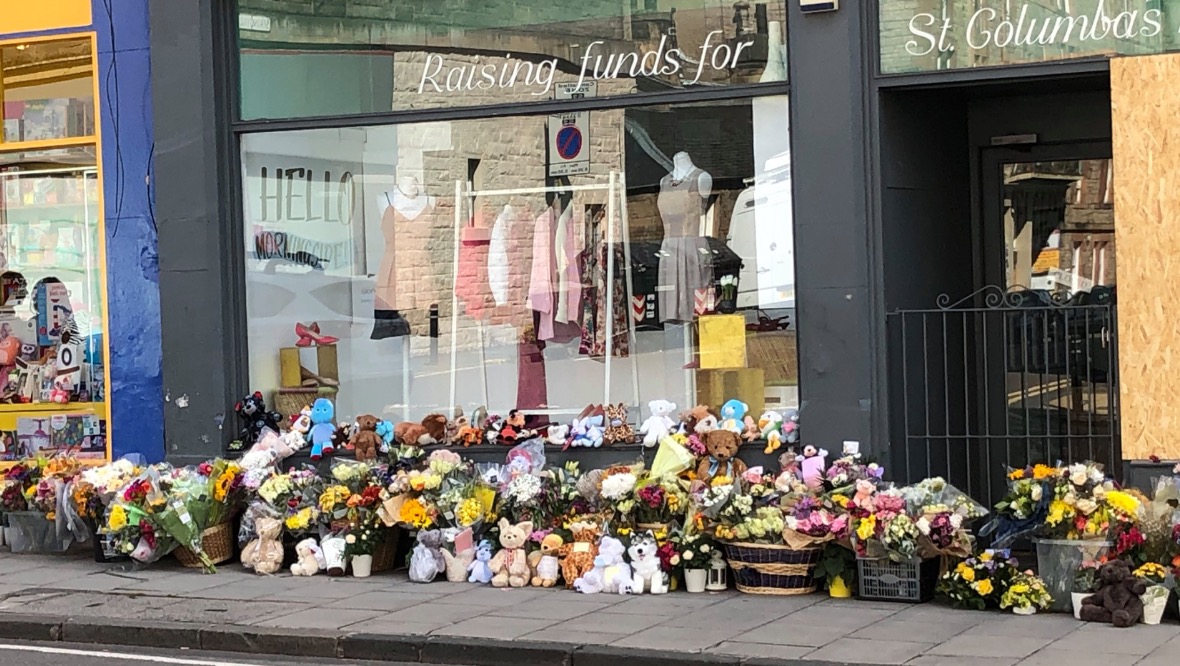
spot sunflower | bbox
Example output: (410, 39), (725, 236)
(213, 472), (235, 502)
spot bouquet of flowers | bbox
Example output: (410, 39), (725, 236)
(344, 517), (381, 558)
(674, 531), (716, 571)
(823, 454), (884, 492)
(999, 571), (1052, 614)
(901, 477), (987, 521)
(629, 475), (687, 528)
(783, 495), (849, 549)
(981, 466), (1055, 547)
(937, 549), (1023, 610)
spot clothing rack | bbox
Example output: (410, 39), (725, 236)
(449, 173), (641, 415)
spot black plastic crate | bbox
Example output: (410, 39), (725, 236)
(856, 556), (940, 603)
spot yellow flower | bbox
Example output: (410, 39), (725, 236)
(1032, 464), (1057, 480)
(399, 498), (432, 529)
(1105, 490), (1140, 518)
(213, 472), (234, 502)
(979, 551), (992, 562)
(1046, 500), (1071, 526)
(832, 494), (850, 506)
(107, 505), (128, 531)
(1008, 469), (1026, 480)
(1010, 583), (1029, 595)
(972, 579), (994, 596)
(285, 507), (314, 531)
(856, 515), (877, 541)
(712, 475), (732, 487)
(959, 565), (976, 582)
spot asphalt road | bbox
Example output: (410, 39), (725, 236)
(0, 642), (419, 666)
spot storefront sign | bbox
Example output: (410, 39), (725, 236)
(880, 0), (1180, 74)
(417, 31), (755, 96)
(548, 82), (596, 177)
(0, 0), (90, 35)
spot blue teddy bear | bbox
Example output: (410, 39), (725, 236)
(308, 398), (336, 460)
(467, 540), (495, 584)
(720, 399), (748, 434)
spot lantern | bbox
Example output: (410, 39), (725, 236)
(706, 550), (728, 591)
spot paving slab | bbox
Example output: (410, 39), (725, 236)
(431, 615), (561, 640)
(324, 589), (444, 611)
(906, 657), (1017, 666)
(738, 621), (849, 648)
(549, 611), (668, 636)
(487, 598), (613, 621)
(254, 607), (385, 630)
(522, 628), (629, 645)
(928, 634), (1054, 660)
(806, 637), (934, 665)
(1044, 622), (1180, 655)
(1015, 648), (1140, 666)
(706, 641), (813, 660)
(851, 617), (981, 643)
(611, 625), (746, 652)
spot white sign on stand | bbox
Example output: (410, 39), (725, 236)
(548, 82), (596, 177)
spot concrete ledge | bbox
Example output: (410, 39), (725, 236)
(421, 636), (572, 666)
(573, 645), (741, 666)
(199, 624), (341, 659)
(340, 633), (425, 662)
(61, 617), (201, 649)
(0, 613), (64, 642)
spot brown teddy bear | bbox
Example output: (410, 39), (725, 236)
(395, 414), (445, 446)
(696, 429), (747, 486)
(349, 415), (382, 461)
(681, 405), (718, 435)
(421, 414), (448, 444)
(1080, 560), (1145, 627)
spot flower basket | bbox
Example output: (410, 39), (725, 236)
(371, 526), (401, 573)
(5, 511), (72, 554)
(722, 542), (821, 596)
(1034, 538), (1111, 613)
(174, 521), (236, 568)
(856, 556), (940, 603)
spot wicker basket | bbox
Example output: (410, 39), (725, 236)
(371, 526), (402, 573)
(174, 522), (236, 568)
(723, 541), (821, 595)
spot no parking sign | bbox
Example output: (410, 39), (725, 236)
(548, 82), (596, 177)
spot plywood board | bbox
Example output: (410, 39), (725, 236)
(1111, 53), (1180, 460)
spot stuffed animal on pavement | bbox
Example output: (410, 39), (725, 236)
(350, 414), (383, 462)
(290, 538), (325, 576)
(1080, 560), (1146, 627)
(627, 531), (668, 594)
(603, 403), (634, 445)
(559, 522), (600, 589)
(719, 399), (748, 434)
(574, 536), (632, 595)
(528, 533), (563, 587)
(409, 529), (447, 583)
(639, 400), (677, 448)
(696, 430), (747, 486)
(490, 518), (533, 588)
(467, 539), (495, 584)
(441, 546), (475, 583)
(240, 515), (285, 575)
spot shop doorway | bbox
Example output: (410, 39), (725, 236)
(885, 126), (1121, 505)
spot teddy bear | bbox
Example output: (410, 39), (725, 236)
(349, 415), (383, 462)
(719, 399), (748, 434)
(307, 398), (336, 461)
(757, 410), (784, 455)
(558, 522), (600, 588)
(235, 391), (284, 447)
(375, 419), (395, 452)
(696, 429), (747, 486)
(603, 403), (634, 445)
(421, 413), (448, 444)
(570, 413), (605, 448)
(681, 405), (718, 436)
(290, 538), (325, 576)
(240, 515), (285, 575)
(639, 399), (677, 448)
(574, 536), (632, 595)
(852, 478), (876, 510)
(440, 545), (475, 583)
(409, 529), (447, 583)
(467, 539), (495, 584)
(490, 518), (533, 588)
(1080, 560), (1146, 627)
(546, 424), (570, 447)
(528, 533), (564, 587)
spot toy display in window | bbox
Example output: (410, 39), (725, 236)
(657, 152), (715, 323)
(0, 275), (96, 405)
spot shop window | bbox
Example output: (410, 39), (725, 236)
(241, 96), (797, 433)
(0, 146), (107, 461)
(236, 0), (788, 119)
(0, 38), (96, 144)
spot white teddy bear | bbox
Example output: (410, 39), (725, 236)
(639, 400), (677, 448)
(289, 538), (325, 576)
(574, 536), (632, 595)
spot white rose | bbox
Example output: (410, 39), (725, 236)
(1076, 499), (1097, 515)
(1068, 464), (1088, 486)
(916, 517), (931, 536)
(1030, 485), (1043, 502)
(345, 534), (357, 544)
(950, 514), (963, 529)
(1089, 467), (1104, 484)
(700, 544), (711, 553)
(683, 550), (695, 560)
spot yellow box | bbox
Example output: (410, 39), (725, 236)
(279, 348), (302, 388)
(0, 0), (91, 35)
(697, 368), (765, 420)
(698, 314), (747, 369)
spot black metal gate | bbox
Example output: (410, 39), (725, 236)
(886, 286), (1119, 506)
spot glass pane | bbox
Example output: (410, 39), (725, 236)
(241, 96), (797, 438)
(0, 146), (107, 461)
(0, 37), (96, 143)
(237, 0), (788, 119)
(880, 0), (1180, 74)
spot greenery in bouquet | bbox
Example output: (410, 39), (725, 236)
(937, 549), (1022, 610)
(999, 571), (1052, 613)
(344, 517), (381, 558)
(823, 454), (884, 492)
(630, 475), (688, 527)
(1074, 559), (1102, 593)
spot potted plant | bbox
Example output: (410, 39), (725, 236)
(1134, 562), (1170, 624)
(1000, 570), (1053, 615)
(677, 532), (715, 593)
(716, 275), (738, 314)
(816, 542), (856, 598)
(345, 519), (380, 578)
(1072, 560), (1101, 620)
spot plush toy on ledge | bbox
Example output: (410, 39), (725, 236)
(603, 403), (634, 445)
(233, 391), (284, 451)
(640, 399), (677, 448)
(696, 429), (747, 486)
(349, 415), (383, 462)
(719, 399), (748, 434)
(307, 398), (336, 461)
(758, 410), (784, 454)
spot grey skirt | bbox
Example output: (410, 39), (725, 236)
(658, 236), (713, 323)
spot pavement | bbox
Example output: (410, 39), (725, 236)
(1, 552), (1180, 666)
(0, 641), (414, 665)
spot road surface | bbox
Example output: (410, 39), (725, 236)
(0, 641), (421, 666)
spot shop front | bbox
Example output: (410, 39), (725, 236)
(873, 0), (1180, 499)
(155, 0), (814, 466)
(0, 1), (160, 465)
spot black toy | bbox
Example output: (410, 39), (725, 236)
(235, 391), (283, 448)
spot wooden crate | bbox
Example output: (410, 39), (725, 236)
(697, 368), (764, 418)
